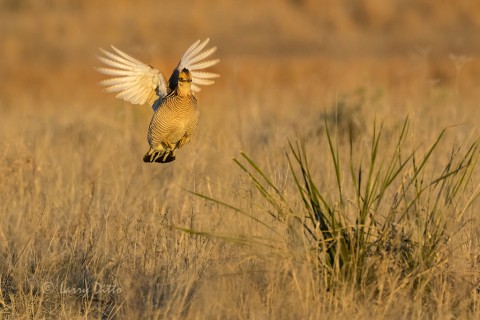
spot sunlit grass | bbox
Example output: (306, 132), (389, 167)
(187, 118), (480, 317)
(1, 1), (480, 317)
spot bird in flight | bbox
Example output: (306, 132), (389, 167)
(96, 38), (219, 163)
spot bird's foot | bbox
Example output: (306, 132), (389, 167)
(143, 149), (176, 163)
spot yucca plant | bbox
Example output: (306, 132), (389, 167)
(186, 118), (480, 292)
(289, 119), (478, 286)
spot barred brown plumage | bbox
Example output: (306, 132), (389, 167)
(96, 39), (219, 163)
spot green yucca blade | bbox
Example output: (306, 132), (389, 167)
(289, 139), (353, 273)
(324, 118), (343, 203)
(187, 191), (280, 235)
(441, 140), (480, 202)
(373, 120), (415, 217)
(297, 140), (333, 215)
(239, 152), (286, 201)
(288, 143), (338, 269)
(233, 158), (280, 219)
(286, 150), (317, 225)
(285, 147), (319, 240)
(175, 227), (286, 251)
(455, 139), (479, 183)
(408, 129), (447, 189)
(360, 120), (384, 220)
(291, 141), (335, 233)
(458, 182), (480, 221)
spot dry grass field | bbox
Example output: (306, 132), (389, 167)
(1, 0), (480, 318)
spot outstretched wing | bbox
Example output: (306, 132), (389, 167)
(96, 46), (168, 108)
(168, 38), (220, 93)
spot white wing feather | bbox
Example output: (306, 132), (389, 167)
(96, 38), (219, 108)
(96, 46), (167, 107)
(175, 38), (220, 93)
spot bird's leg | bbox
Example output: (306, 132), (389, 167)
(176, 135), (190, 149)
(164, 135), (189, 160)
(160, 140), (176, 162)
(171, 148), (177, 157)
(161, 140), (175, 153)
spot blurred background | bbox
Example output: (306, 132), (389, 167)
(2, 0), (480, 107)
(2, 0), (480, 172)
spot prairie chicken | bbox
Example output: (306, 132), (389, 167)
(96, 38), (219, 163)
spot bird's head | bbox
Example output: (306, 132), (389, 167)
(177, 68), (192, 96)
